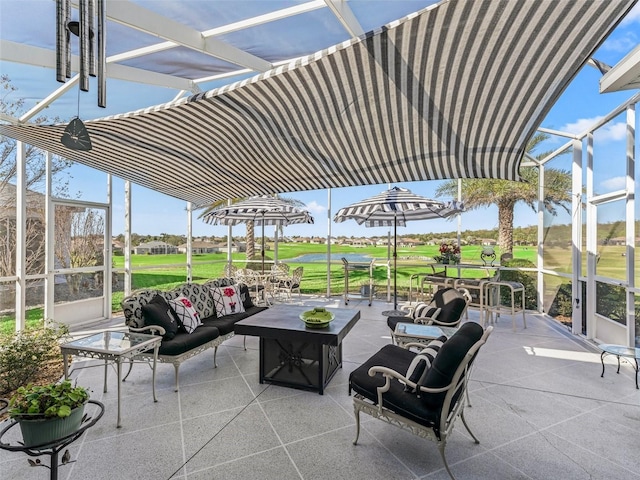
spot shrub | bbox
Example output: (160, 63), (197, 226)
(0, 324), (69, 396)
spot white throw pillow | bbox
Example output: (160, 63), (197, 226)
(211, 285), (245, 317)
(167, 295), (201, 333)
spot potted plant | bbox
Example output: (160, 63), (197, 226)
(8, 380), (89, 447)
(434, 242), (461, 264)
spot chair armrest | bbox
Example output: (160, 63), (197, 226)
(367, 366), (415, 412)
(401, 342), (432, 351)
(129, 325), (166, 336)
(414, 305), (442, 325)
(426, 318), (461, 327)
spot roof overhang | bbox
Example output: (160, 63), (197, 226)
(600, 43), (640, 93)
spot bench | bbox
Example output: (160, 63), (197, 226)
(121, 278), (267, 390)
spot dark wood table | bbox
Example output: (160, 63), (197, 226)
(234, 305), (361, 394)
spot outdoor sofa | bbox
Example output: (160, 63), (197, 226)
(121, 278), (267, 390)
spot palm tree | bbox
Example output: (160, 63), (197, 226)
(435, 133), (572, 254)
(196, 195), (306, 263)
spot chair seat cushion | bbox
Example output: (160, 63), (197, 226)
(157, 325), (220, 356)
(349, 344), (439, 429)
(386, 315), (410, 332)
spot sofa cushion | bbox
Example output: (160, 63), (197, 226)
(184, 283), (216, 319)
(237, 284), (254, 310)
(122, 289), (162, 329)
(142, 295), (179, 340)
(157, 325), (221, 356)
(203, 278), (235, 289)
(202, 305), (267, 335)
(168, 295), (201, 333)
(211, 285), (245, 317)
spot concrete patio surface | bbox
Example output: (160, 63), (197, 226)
(1, 296), (639, 479)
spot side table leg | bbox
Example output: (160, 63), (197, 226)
(600, 351), (606, 378)
(63, 353), (69, 380)
(152, 343), (159, 403)
(103, 360), (108, 393)
(116, 360), (122, 428)
(635, 359), (639, 390)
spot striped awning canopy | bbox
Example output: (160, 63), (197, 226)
(0, 0), (635, 207)
(333, 186), (462, 227)
(202, 196), (314, 227)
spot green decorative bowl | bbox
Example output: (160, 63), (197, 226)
(300, 308), (335, 329)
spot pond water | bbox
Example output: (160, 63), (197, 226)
(288, 253), (373, 263)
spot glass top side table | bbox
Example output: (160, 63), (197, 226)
(393, 322), (458, 347)
(60, 331), (161, 427)
(599, 344), (640, 389)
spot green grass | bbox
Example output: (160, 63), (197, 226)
(3, 242), (635, 332)
(0, 308), (45, 335)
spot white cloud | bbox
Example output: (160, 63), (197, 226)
(560, 117), (627, 142)
(621, 4), (640, 25)
(600, 176), (627, 191)
(305, 200), (326, 215)
(601, 33), (637, 53)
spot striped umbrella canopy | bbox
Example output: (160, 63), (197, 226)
(202, 196), (314, 272)
(334, 186), (463, 308)
(0, 0), (634, 207)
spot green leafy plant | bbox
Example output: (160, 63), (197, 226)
(0, 324), (69, 395)
(8, 380), (88, 419)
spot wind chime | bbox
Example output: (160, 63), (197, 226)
(56, 0), (107, 151)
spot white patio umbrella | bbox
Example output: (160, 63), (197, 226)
(202, 196), (314, 273)
(334, 186), (463, 309)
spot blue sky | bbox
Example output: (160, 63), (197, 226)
(4, 3), (640, 239)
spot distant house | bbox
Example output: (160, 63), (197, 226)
(133, 240), (177, 255)
(398, 238), (423, 247)
(177, 241), (221, 254)
(112, 239), (124, 254)
(375, 237), (391, 247)
(481, 239), (497, 246)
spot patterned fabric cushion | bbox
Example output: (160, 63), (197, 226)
(142, 295), (179, 340)
(185, 283), (215, 319)
(404, 335), (447, 394)
(121, 279), (236, 329)
(203, 277), (234, 289)
(167, 295), (201, 333)
(211, 285), (245, 317)
(233, 284), (254, 310)
(122, 289), (162, 328)
(412, 303), (441, 320)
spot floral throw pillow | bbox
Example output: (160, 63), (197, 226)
(211, 286), (245, 317)
(167, 295), (201, 333)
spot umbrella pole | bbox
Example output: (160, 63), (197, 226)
(261, 217), (265, 275)
(393, 217), (397, 310)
